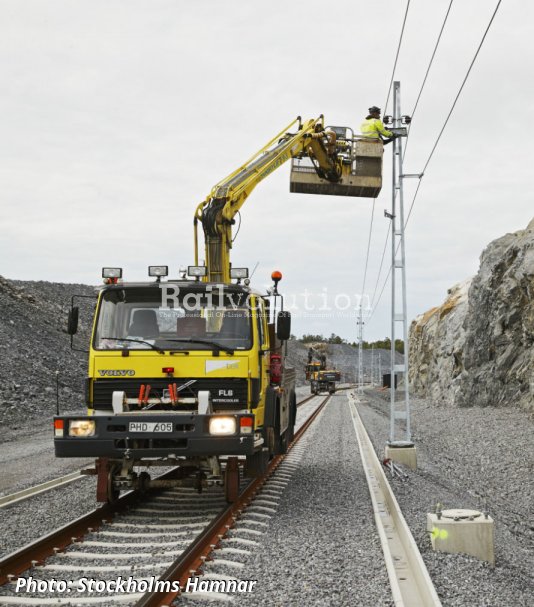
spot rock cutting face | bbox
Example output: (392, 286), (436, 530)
(409, 218), (534, 411)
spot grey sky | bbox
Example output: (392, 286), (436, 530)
(1, 0), (532, 341)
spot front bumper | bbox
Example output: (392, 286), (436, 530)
(54, 413), (255, 458)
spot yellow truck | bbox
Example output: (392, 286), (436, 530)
(55, 116), (384, 502)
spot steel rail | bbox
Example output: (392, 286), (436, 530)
(348, 395), (442, 606)
(296, 393), (316, 408)
(0, 487), (138, 586)
(0, 395), (326, 591)
(135, 394), (331, 607)
(0, 465), (183, 587)
(297, 384), (355, 408)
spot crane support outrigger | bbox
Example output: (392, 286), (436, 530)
(56, 116), (385, 503)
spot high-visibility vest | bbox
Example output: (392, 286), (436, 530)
(360, 118), (393, 139)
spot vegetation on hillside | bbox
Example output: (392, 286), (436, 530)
(297, 334), (404, 354)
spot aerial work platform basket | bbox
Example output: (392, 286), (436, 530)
(289, 127), (384, 198)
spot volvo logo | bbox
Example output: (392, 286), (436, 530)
(98, 370), (135, 377)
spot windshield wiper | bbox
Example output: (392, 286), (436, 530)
(164, 338), (234, 354)
(100, 337), (163, 352)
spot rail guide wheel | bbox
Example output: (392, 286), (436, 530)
(107, 465), (121, 503)
(96, 458), (120, 503)
(224, 456), (240, 503)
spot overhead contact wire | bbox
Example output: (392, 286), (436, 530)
(403, 0), (455, 161)
(361, 198), (376, 299)
(369, 0), (503, 324)
(369, 221), (391, 312)
(384, 0), (411, 117)
(405, 0), (503, 227)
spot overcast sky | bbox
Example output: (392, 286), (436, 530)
(1, 0), (532, 341)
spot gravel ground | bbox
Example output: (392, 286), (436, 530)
(221, 394), (392, 607)
(5, 388), (530, 606)
(0, 429), (91, 496)
(358, 389), (534, 607)
(0, 474), (97, 560)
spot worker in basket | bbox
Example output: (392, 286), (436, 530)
(361, 106), (396, 145)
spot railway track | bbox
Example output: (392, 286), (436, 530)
(0, 395), (329, 605)
(0, 391), (442, 606)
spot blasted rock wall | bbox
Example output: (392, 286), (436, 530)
(409, 279), (471, 405)
(410, 218), (534, 410)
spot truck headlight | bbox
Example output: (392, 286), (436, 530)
(209, 416), (236, 436)
(69, 420), (96, 437)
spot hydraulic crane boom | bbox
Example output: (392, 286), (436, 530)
(55, 113), (386, 505)
(194, 116), (342, 283)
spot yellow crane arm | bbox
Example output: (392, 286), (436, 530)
(194, 116), (341, 283)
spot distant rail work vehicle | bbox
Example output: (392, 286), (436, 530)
(55, 116), (383, 503)
(305, 347), (341, 395)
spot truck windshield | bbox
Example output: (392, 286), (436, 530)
(94, 287), (253, 351)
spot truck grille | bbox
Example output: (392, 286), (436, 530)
(92, 378), (248, 411)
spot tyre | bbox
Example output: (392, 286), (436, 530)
(266, 396), (288, 456)
(286, 391), (296, 444)
(245, 448), (269, 478)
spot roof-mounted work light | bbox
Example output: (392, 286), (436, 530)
(102, 267), (122, 279)
(102, 268), (122, 284)
(230, 268), (249, 281)
(148, 266), (168, 281)
(188, 266), (207, 280)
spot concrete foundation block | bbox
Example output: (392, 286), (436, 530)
(385, 444), (417, 469)
(427, 509), (495, 565)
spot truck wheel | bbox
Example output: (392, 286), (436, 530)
(266, 425), (287, 456)
(278, 430), (289, 455)
(245, 449), (269, 478)
(286, 391), (296, 444)
(224, 457), (240, 503)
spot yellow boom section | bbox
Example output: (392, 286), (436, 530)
(194, 116), (340, 284)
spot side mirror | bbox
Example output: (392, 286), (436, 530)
(276, 311), (291, 341)
(67, 307), (79, 335)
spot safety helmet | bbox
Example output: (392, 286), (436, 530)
(369, 106), (381, 114)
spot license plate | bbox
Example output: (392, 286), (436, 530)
(128, 422), (173, 433)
